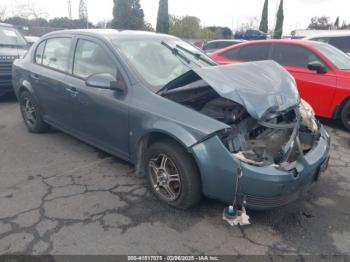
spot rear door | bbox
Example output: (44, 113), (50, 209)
(63, 36), (130, 159)
(31, 37), (73, 125)
(270, 43), (337, 116)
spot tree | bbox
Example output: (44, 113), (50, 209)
(48, 17), (93, 29)
(221, 27), (233, 39)
(30, 18), (50, 27)
(4, 16), (29, 27)
(170, 15), (201, 39)
(156, 0), (169, 34)
(273, 0), (284, 39)
(199, 27), (215, 40)
(79, 0), (89, 28)
(205, 26), (232, 39)
(340, 20), (349, 29)
(144, 21), (155, 32)
(259, 0), (268, 33)
(308, 16), (332, 30)
(112, 0), (145, 30)
(334, 16), (340, 29)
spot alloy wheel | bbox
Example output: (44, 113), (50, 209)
(21, 97), (37, 128)
(148, 153), (182, 202)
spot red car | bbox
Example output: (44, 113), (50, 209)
(210, 40), (350, 130)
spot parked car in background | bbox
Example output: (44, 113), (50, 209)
(234, 30), (269, 40)
(0, 23), (28, 96)
(210, 40), (350, 130)
(202, 40), (244, 53)
(305, 31), (350, 56)
(12, 30), (330, 210)
(193, 40), (206, 49)
(25, 36), (40, 47)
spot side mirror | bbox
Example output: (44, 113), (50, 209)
(86, 73), (126, 93)
(307, 61), (327, 74)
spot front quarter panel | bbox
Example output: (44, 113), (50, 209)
(128, 83), (229, 163)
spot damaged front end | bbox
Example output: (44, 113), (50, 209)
(222, 99), (320, 170)
(162, 61), (322, 171)
(162, 61), (330, 209)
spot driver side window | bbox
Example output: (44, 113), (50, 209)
(272, 44), (327, 69)
(73, 39), (117, 79)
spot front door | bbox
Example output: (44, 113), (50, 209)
(63, 37), (130, 160)
(271, 43), (337, 117)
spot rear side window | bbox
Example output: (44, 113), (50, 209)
(42, 38), (72, 72)
(329, 36), (350, 53)
(272, 44), (324, 68)
(221, 48), (240, 60)
(216, 42), (234, 49)
(35, 41), (46, 64)
(73, 39), (117, 79)
(203, 42), (217, 51)
(238, 44), (271, 61)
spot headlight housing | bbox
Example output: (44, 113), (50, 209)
(300, 99), (315, 117)
(299, 99), (318, 132)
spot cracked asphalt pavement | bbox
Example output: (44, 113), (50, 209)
(0, 94), (350, 255)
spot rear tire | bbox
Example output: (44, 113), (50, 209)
(341, 100), (350, 131)
(145, 140), (201, 209)
(19, 91), (49, 133)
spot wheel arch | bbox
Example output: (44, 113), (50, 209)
(333, 96), (350, 119)
(134, 131), (201, 181)
(17, 80), (35, 98)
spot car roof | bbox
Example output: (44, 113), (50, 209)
(305, 30), (350, 39)
(213, 39), (320, 54)
(207, 39), (243, 43)
(43, 29), (177, 41)
(0, 22), (15, 28)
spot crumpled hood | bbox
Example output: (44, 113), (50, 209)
(193, 60), (300, 120)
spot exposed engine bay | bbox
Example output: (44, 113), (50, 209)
(163, 79), (320, 169)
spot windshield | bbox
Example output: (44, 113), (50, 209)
(314, 42), (350, 70)
(112, 37), (215, 91)
(0, 26), (27, 47)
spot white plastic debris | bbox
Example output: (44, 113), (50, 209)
(222, 206), (250, 226)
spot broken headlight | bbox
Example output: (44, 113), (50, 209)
(299, 99), (318, 133)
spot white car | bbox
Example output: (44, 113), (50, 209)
(305, 31), (350, 56)
(24, 36), (40, 46)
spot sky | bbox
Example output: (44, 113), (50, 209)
(0, 0), (349, 35)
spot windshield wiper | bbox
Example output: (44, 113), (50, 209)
(161, 41), (191, 64)
(175, 44), (217, 66)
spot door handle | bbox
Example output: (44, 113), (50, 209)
(30, 73), (40, 80)
(65, 86), (79, 97)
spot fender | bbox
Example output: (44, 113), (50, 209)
(17, 79), (45, 115)
(131, 120), (200, 162)
(130, 119), (223, 177)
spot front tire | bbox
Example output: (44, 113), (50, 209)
(145, 140), (201, 209)
(341, 100), (350, 131)
(19, 91), (49, 133)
